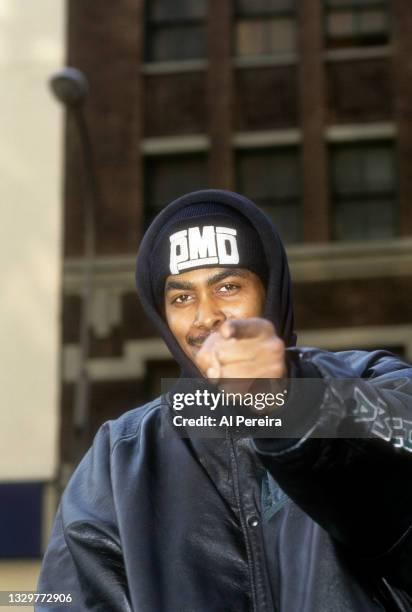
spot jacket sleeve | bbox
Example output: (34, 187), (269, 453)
(36, 423), (132, 612)
(253, 348), (412, 594)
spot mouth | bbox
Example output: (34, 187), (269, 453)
(187, 334), (210, 349)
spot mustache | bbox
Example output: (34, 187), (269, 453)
(187, 334), (210, 347)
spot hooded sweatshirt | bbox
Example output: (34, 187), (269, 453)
(136, 188), (296, 376)
(135, 188), (321, 440)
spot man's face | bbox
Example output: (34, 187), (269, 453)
(164, 267), (266, 361)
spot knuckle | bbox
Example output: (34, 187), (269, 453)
(195, 350), (209, 368)
(258, 319), (275, 338)
(265, 319), (275, 332)
(270, 366), (283, 378)
(267, 363), (277, 376)
(271, 336), (285, 352)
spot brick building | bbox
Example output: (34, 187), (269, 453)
(61, 0), (412, 477)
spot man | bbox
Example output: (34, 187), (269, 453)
(37, 189), (412, 611)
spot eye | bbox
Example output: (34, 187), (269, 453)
(171, 294), (193, 305)
(218, 283), (240, 294)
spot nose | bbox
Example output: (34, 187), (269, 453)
(193, 296), (225, 330)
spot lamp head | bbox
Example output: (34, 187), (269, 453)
(49, 67), (89, 107)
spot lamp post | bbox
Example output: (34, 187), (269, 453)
(50, 67), (100, 475)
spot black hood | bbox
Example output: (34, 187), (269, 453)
(136, 189), (296, 377)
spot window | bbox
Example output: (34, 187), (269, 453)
(324, 0), (390, 48)
(331, 142), (398, 240)
(236, 148), (302, 243)
(144, 72), (207, 137)
(235, 66), (298, 130)
(145, 0), (207, 62)
(144, 154), (209, 225)
(326, 59), (392, 125)
(234, 0), (297, 58)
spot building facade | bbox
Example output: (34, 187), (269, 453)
(0, 0), (64, 579)
(61, 0), (412, 479)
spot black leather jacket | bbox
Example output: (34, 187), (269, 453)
(38, 191), (412, 610)
(37, 347), (412, 611)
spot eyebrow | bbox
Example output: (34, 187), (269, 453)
(165, 269), (248, 293)
(165, 280), (195, 292)
(206, 269), (248, 286)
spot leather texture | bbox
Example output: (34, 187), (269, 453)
(37, 347), (412, 611)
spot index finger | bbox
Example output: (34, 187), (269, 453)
(220, 318), (276, 340)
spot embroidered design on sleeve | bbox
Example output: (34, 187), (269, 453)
(352, 386), (412, 452)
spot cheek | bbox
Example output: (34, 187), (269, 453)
(225, 289), (265, 318)
(165, 308), (189, 342)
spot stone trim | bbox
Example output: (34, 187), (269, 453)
(63, 339), (171, 382)
(324, 45), (392, 63)
(233, 129), (302, 148)
(62, 324), (412, 383)
(326, 122), (396, 142)
(63, 238), (412, 292)
(141, 135), (210, 155)
(299, 325), (412, 361)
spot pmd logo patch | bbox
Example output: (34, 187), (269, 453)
(169, 226), (240, 274)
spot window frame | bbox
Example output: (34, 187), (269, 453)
(144, 0), (207, 63)
(235, 146), (303, 244)
(330, 140), (399, 241)
(233, 0), (297, 58)
(233, 0), (296, 19)
(324, 0), (391, 48)
(143, 152), (210, 227)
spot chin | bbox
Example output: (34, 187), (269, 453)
(188, 346), (200, 358)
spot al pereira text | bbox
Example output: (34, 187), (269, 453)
(172, 414), (283, 428)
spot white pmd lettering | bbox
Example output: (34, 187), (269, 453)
(216, 227), (239, 265)
(169, 230), (189, 275)
(188, 226), (217, 261)
(169, 225), (239, 274)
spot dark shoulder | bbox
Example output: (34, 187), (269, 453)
(289, 346), (411, 378)
(101, 396), (165, 452)
(327, 349), (410, 377)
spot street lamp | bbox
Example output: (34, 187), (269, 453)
(50, 67), (100, 474)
